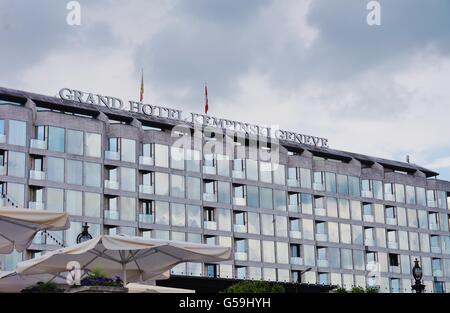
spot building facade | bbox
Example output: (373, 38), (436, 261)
(0, 86), (450, 293)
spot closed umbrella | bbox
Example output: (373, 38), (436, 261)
(16, 235), (231, 285)
(0, 208), (70, 254)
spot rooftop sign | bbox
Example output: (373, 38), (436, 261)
(59, 88), (329, 148)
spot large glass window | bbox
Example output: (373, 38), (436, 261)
(66, 129), (84, 155)
(155, 172), (169, 196)
(171, 203), (185, 227)
(218, 209), (231, 231)
(217, 155), (229, 176)
(341, 249), (353, 270)
(373, 180), (383, 200)
(273, 164), (285, 185)
(261, 214), (274, 236)
(84, 162), (101, 187)
(47, 157), (64, 182)
(120, 197), (136, 221)
(218, 181), (230, 204)
(260, 162), (272, 183)
(337, 175), (349, 195)
(275, 216), (287, 237)
(170, 174), (185, 198)
(66, 160), (82, 185)
(339, 199), (350, 219)
(155, 201), (169, 225)
(186, 149), (200, 172)
(325, 172), (336, 193)
(247, 212), (260, 234)
(406, 185), (416, 205)
(154, 144), (169, 168)
(395, 184), (405, 203)
(247, 186), (259, 208)
(300, 168), (311, 189)
(246, 159), (258, 181)
(301, 193), (313, 214)
(84, 192), (101, 217)
(186, 177), (200, 200)
(121, 139), (136, 163)
(348, 176), (360, 197)
(186, 205), (201, 228)
(262, 241), (275, 263)
(8, 120), (26, 146)
(7, 151), (25, 177)
(248, 239), (261, 262)
(120, 167), (136, 192)
(273, 190), (286, 211)
(416, 187), (426, 206)
(170, 147), (185, 170)
(259, 188), (273, 210)
(85, 132), (101, 158)
(46, 188), (64, 212)
(66, 190), (82, 216)
(48, 126), (65, 152)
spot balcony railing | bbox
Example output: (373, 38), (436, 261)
(203, 166), (216, 175)
(363, 214), (374, 222)
(105, 150), (120, 161)
(30, 139), (47, 150)
(313, 182), (324, 191)
(427, 200), (436, 208)
(316, 233), (328, 242)
(288, 204), (301, 213)
(139, 156), (154, 166)
(384, 193), (395, 202)
(104, 180), (119, 190)
(203, 193), (217, 202)
(433, 269), (443, 277)
(139, 184), (154, 194)
(233, 197), (246, 206)
(387, 241), (398, 250)
(361, 190), (373, 198)
(104, 210), (119, 220)
(204, 221), (217, 230)
(429, 223), (439, 231)
(317, 259), (329, 267)
(389, 265), (401, 274)
(287, 179), (300, 187)
(386, 217), (397, 225)
(431, 246), (442, 254)
(365, 238), (376, 246)
(314, 208), (326, 216)
(139, 214), (154, 224)
(29, 201), (45, 210)
(232, 170), (245, 179)
(30, 170), (46, 180)
(290, 257), (303, 266)
(289, 230), (302, 239)
(234, 252), (248, 261)
(233, 224), (248, 233)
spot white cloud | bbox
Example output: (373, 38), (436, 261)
(427, 157), (450, 170)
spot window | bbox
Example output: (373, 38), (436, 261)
(187, 205), (201, 228)
(395, 184), (405, 203)
(47, 157), (64, 183)
(416, 187), (426, 206)
(405, 185), (416, 205)
(142, 143), (153, 157)
(313, 172), (325, 191)
(218, 209), (231, 231)
(275, 216), (287, 237)
(155, 172), (169, 196)
(171, 147), (185, 170)
(154, 144), (169, 168)
(170, 174), (185, 198)
(259, 188), (273, 210)
(121, 139), (136, 163)
(66, 190), (82, 216)
(46, 188), (64, 213)
(245, 159), (258, 181)
(217, 155), (229, 176)
(325, 172), (336, 193)
(85, 193), (101, 217)
(318, 273), (328, 285)
(434, 281), (445, 293)
(155, 201), (169, 225)
(186, 177), (200, 200)
(171, 203), (185, 227)
(301, 193), (313, 214)
(247, 212), (260, 234)
(261, 214), (274, 236)
(85, 132), (101, 158)
(48, 126), (65, 152)
(8, 120), (27, 146)
(7, 151), (25, 177)
(66, 160), (82, 185)
(186, 149), (200, 172)
(337, 174), (348, 195)
(390, 278), (400, 293)
(290, 244), (301, 257)
(66, 129), (84, 155)
(300, 168), (311, 189)
(273, 190), (286, 211)
(120, 197), (136, 221)
(273, 164), (285, 185)
(262, 241), (275, 263)
(247, 186), (259, 208)
(260, 162), (272, 183)
(217, 181), (230, 204)
(348, 176), (360, 197)
(120, 167), (136, 192)
(84, 162), (101, 187)
(389, 253), (399, 267)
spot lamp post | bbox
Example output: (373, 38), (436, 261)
(411, 258), (425, 293)
(76, 222), (93, 244)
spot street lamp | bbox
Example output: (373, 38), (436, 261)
(76, 222), (93, 244)
(411, 258), (425, 293)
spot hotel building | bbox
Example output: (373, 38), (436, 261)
(0, 86), (449, 293)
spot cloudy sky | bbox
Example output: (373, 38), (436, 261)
(1, 0), (450, 179)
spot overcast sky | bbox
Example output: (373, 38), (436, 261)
(1, 0), (450, 179)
